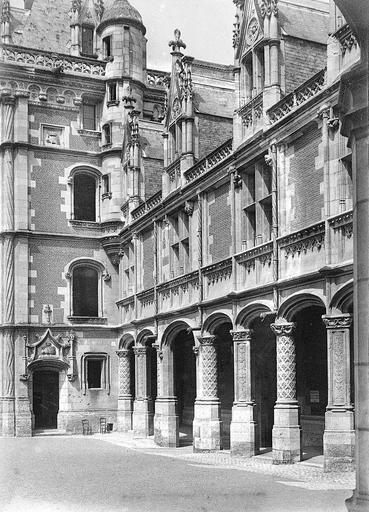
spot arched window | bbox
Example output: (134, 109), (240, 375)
(69, 166), (101, 223)
(73, 266), (98, 317)
(74, 173), (96, 221)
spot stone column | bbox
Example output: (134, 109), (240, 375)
(1, 94), (16, 436)
(230, 330), (258, 456)
(322, 314), (354, 472)
(116, 349), (133, 432)
(271, 322), (301, 463)
(153, 344), (178, 447)
(132, 346), (153, 437)
(15, 332), (32, 437)
(193, 336), (221, 451)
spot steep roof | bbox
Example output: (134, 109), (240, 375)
(279, 0), (329, 44)
(100, 0), (142, 24)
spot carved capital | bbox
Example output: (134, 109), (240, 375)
(322, 314), (352, 330)
(116, 349), (130, 358)
(197, 335), (217, 346)
(230, 329), (253, 342)
(271, 322), (295, 336)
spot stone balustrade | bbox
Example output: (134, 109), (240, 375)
(184, 139), (233, 184)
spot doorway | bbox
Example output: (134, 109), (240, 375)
(33, 370), (60, 429)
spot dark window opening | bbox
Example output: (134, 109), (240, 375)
(74, 173), (96, 221)
(108, 83), (117, 103)
(82, 25), (94, 55)
(82, 103), (96, 131)
(87, 359), (103, 388)
(103, 124), (111, 145)
(102, 174), (110, 194)
(103, 36), (112, 58)
(73, 266), (98, 317)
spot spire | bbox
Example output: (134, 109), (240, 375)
(1, 0), (11, 44)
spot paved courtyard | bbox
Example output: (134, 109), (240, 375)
(0, 434), (353, 512)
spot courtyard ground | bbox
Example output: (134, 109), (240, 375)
(0, 433), (354, 512)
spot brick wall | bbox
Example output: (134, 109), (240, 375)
(208, 183), (232, 262)
(142, 228), (154, 290)
(284, 37), (327, 93)
(198, 115), (233, 160)
(287, 125), (324, 232)
(142, 158), (162, 199)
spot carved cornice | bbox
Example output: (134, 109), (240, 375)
(131, 191), (162, 222)
(202, 258), (232, 285)
(270, 322), (295, 336)
(157, 271), (199, 294)
(335, 24), (358, 55)
(184, 139), (233, 184)
(329, 210), (353, 239)
(235, 242), (273, 270)
(279, 222), (325, 258)
(322, 314), (352, 329)
(237, 92), (263, 128)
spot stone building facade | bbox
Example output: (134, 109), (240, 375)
(0, 0), (364, 475)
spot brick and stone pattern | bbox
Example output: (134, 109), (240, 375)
(142, 228), (155, 290)
(207, 183), (232, 263)
(284, 37), (327, 93)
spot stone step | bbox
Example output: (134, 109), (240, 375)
(33, 429), (68, 437)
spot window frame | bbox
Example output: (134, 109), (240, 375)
(81, 352), (110, 395)
(103, 35), (112, 59)
(81, 24), (95, 57)
(68, 167), (102, 223)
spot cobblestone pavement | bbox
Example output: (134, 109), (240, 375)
(91, 432), (355, 492)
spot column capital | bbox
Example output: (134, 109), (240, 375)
(322, 314), (352, 329)
(197, 335), (217, 346)
(230, 329), (253, 342)
(133, 346), (148, 357)
(116, 349), (130, 358)
(271, 322), (295, 336)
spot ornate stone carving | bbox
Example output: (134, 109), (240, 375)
(260, 0), (278, 18)
(184, 200), (194, 216)
(198, 336), (218, 398)
(329, 210), (353, 239)
(247, 17), (260, 45)
(117, 349), (131, 396)
(279, 222), (325, 258)
(3, 236), (14, 324)
(3, 329), (14, 397)
(230, 330), (252, 342)
(184, 139), (232, 183)
(331, 332), (346, 405)
(271, 322), (296, 402)
(203, 259), (232, 286)
(27, 329), (71, 372)
(323, 315), (352, 329)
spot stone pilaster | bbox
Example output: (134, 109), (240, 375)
(15, 333), (32, 437)
(153, 344), (179, 447)
(322, 315), (354, 472)
(271, 322), (301, 463)
(230, 329), (258, 456)
(132, 346), (153, 437)
(193, 336), (221, 451)
(116, 349), (133, 432)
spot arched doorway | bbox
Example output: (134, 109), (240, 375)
(294, 305), (327, 459)
(173, 329), (196, 445)
(214, 322), (234, 449)
(33, 370), (60, 430)
(251, 316), (276, 453)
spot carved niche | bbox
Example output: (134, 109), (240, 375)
(26, 329), (77, 381)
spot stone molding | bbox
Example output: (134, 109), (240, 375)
(322, 314), (352, 329)
(270, 322), (295, 336)
(230, 329), (253, 342)
(279, 222), (325, 259)
(202, 258), (232, 285)
(184, 139), (232, 184)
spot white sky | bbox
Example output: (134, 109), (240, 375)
(10, 0), (235, 71)
(132, 0), (235, 70)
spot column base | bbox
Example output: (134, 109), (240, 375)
(132, 399), (153, 438)
(15, 397), (32, 437)
(324, 430), (355, 472)
(346, 492), (369, 512)
(230, 403), (258, 457)
(1, 398), (15, 437)
(193, 399), (222, 452)
(117, 397), (133, 432)
(272, 404), (301, 464)
(154, 397), (179, 447)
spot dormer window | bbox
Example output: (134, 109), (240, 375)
(103, 36), (112, 59)
(81, 25), (94, 56)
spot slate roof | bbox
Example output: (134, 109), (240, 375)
(279, 1), (329, 44)
(100, 0), (142, 24)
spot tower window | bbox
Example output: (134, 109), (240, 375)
(103, 123), (112, 145)
(74, 173), (96, 221)
(82, 103), (96, 131)
(107, 82), (118, 104)
(82, 25), (94, 56)
(103, 36), (112, 58)
(72, 266), (98, 317)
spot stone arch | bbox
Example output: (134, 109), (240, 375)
(330, 280), (353, 313)
(161, 320), (192, 349)
(278, 292), (326, 321)
(236, 301), (274, 329)
(136, 328), (155, 346)
(333, 0), (368, 45)
(119, 333), (135, 350)
(202, 312), (233, 335)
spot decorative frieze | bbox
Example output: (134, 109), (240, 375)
(237, 93), (263, 129)
(268, 69), (326, 124)
(335, 24), (358, 55)
(203, 258), (232, 286)
(184, 139), (232, 183)
(131, 191), (162, 222)
(137, 288), (155, 308)
(279, 222), (325, 259)
(329, 210), (353, 239)
(235, 242), (273, 271)
(167, 160), (181, 184)
(0, 44), (106, 77)
(147, 70), (168, 87)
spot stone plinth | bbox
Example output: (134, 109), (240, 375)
(154, 397), (178, 447)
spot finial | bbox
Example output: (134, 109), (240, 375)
(169, 28), (186, 53)
(1, 0), (11, 44)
